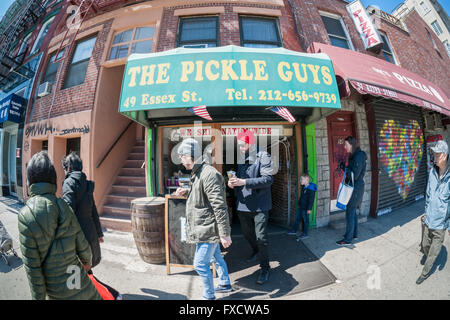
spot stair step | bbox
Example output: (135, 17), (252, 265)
(102, 203), (131, 216)
(105, 194), (139, 206)
(123, 159), (145, 168)
(120, 167), (145, 176)
(111, 185), (146, 195)
(115, 175), (146, 185)
(127, 153), (145, 161)
(100, 214), (132, 233)
(135, 140), (145, 147)
(131, 146), (145, 153)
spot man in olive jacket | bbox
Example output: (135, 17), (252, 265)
(175, 138), (232, 300)
(18, 151), (101, 300)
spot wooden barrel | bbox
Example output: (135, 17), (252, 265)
(131, 197), (166, 264)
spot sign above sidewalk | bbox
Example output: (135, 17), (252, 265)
(119, 45), (341, 113)
(0, 94), (27, 124)
(346, 0), (383, 52)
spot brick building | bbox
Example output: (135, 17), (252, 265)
(14, 0), (450, 233)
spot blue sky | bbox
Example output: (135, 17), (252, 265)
(0, 0), (449, 23)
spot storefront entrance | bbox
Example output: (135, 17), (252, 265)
(159, 123), (296, 227)
(1, 123), (19, 197)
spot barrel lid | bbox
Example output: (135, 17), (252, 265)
(131, 197), (165, 205)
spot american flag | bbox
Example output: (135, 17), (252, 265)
(268, 107), (296, 123)
(187, 105), (212, 121)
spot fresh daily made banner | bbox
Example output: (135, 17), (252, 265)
(119, 45), (341, 112)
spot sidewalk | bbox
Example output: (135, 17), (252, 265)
(0, 196), (448, 300)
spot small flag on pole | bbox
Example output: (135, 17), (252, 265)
(268, 106), (296, 122)
(187, 105), (213, 121)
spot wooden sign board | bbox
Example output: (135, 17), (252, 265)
(165, 195), (196, 274)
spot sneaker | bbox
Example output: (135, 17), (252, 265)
(416, 274), (428, 285)
(202, 296), (216, 300)
(420, 255), (427, 266)
(336, 239), (352, 247)
(296, 234), (309, 241)
(256, 268), (270, 285)
(246, 252), (258, 263)
(287, 230), (297, 236)
(353, 236), (359, 240)
(215, 284), (233, 293)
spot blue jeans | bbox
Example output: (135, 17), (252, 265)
(193, 242), (231, 300)
(292, 209), (309, 235)
(343, 205), (358, 242)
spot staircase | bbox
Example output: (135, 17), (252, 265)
(100, 140), (146, 232)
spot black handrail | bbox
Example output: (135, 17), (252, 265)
(96, 120), (134, 168)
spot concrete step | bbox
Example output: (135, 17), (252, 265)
(127, 153), (145, 161)
(104, 193), (142, 206)
(131, 146), (145, 154)
(135, 140), (145, 147)
(115, 175), (146, 185)
(111, 185), (146, 196)
(102, 203), (131, 217)
(123, 159), (145, 168)
(120, 167), (145, 176)
(100, 214), (132, 233)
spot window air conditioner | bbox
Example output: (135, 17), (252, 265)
(433, 113), (443, 129)
(182, 44), (208, 48)
(424, 113), (435, 131)
(38, 81), (52, 97)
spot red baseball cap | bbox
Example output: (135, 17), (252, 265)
(237, 130), (255, 145)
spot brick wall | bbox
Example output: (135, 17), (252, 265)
(28, 19), (113, 123)
(157, 2), (301, 52)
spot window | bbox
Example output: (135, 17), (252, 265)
(444, 40), (450, 57)
(63, 36), (97, 89)
(109, 26), (155, 60)
(420, 1), (430, 14)
(177, 16), (219, 48)
(239, 16), (282, 48)
(17, 34), (32, 57)
(380, 33), (396, 64)
(41, 49), (65, 84)
(431, 20), (443, 36)
(66, 138), (81, 156)
(320, 13), (353, 50)
(31, 17), (55, 54)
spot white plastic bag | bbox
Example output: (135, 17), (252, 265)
(336, 170), (354, 210)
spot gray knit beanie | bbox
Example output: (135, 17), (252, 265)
(177, 138), (202, 160)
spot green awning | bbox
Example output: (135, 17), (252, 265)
(119, 45), (341, 119)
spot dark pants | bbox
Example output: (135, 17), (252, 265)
(343, 205), (358, 242)
(238, 211), (270, 270)
(292, 209), (309, 235)
(343, 185), (364, 243)
(421, 224), (446, 277)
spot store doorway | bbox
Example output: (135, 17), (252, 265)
(327, 111), (357, 212)
(8, 133), (17, 196)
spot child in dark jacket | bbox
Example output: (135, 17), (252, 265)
(288, 173), (317, 240)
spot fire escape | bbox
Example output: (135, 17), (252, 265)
(0, 0), (46, 88)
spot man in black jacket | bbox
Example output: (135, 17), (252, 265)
(62, 152), (104, 268)
(336, 136), (367, 246)
(228, 130), (274, 284)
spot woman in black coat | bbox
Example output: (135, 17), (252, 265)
(62, 152), (103, 268)
(336, 136), (367, 246)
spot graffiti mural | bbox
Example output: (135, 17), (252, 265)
(378, 120), (424, 200)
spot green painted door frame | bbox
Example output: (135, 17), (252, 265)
(306, 123), (317, 228)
